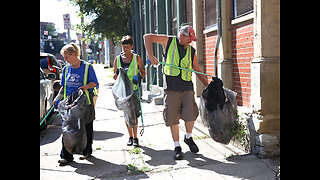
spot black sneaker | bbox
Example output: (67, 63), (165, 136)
(58, 158), (73, 166)
(184, 136), (199, 153)
(79, 154), (91, 160)
(127, 137), (133, 146)
(133, 138), (139, 147)
(173, 146), (183, 160)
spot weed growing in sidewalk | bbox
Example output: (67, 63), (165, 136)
(128, 147), (142, 154)
(126, 163), (152, 176)
(231, 111), (250, 152)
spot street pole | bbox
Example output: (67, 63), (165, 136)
(67, 28), (71, 44)
(80, 6), (87, 61)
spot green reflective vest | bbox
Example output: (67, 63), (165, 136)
(164, 37), (192, 81)
(64, 62), (97, 105)
(117, 54), (139, 90)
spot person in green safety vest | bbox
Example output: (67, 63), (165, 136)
(144, 25), (209, 160)
(54, 43), (99, 165)
(113, 35), (146, 147)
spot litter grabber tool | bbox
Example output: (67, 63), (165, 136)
(146, 57), (215, 78)
(149, 69), (157, 93)
(136, 82), (144, 136)
(40, 104), (56, 127)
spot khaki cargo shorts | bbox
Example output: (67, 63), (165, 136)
(163, 89), (199, 126)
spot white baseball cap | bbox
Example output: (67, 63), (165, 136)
(179, 25), (197, 41)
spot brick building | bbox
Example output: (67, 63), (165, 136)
(131, 0), (280, 157)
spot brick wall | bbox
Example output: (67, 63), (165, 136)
(202, 2), (254, 107)
(231, 19), (254, 107)
(203, 31), (218, 78)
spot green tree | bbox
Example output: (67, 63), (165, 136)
(72, 0), (131, 40)
(45, 23), (56, 36)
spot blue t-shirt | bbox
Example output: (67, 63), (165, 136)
(61, 61), (99, 96)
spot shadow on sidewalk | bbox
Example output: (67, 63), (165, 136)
(141, 146), (275, 179)
(142, 146), (177, 166)
(69, 155), (143, 179)
(93, 130), (123, 141)
(142, 146), (220, 167)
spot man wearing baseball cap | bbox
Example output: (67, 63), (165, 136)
(144, 25), (208, 160)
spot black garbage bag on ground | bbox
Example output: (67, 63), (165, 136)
(199, 77), (237, 144)
(58, 89), (87, 154)
(112, 68), (140, 127)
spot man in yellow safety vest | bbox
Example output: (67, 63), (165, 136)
(144, 25), (208, 160)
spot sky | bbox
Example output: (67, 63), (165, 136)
(40, 0), (87, 40)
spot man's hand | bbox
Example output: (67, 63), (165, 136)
(147, 56), (158, 65)
(143, 34), (168, 65)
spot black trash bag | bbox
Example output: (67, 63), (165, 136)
(58, 89), (87, 154)
(199, 77), (237, 144)
(112, 68), (140, 127)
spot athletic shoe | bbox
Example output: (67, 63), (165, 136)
(79, 154), (91, 160)
(127, 137), (133, 146)
(184, 136), (199, 153)
(173, 146), (183, 160)
(58, 158), (72, 165)
(133, 138), (139, 147)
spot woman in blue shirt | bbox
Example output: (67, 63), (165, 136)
(54, 43), (99, 165)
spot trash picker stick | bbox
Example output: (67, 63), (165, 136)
(157, 61), (215, 78)
(40, 105), (55, 127)
(137, 83), (144, 136)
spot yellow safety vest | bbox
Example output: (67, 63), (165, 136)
(117, 54), (139, 90)
(164, 37), (192, 81)
(64, 62), (97, 105)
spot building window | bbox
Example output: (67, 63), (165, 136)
(204, 0), (216, 29)
(185, 0), (193, 26)
(172, 0), (178, 36)
(233, 0), (253, 18)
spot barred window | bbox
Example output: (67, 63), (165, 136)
(204, 0), (216, 28)
(233, 0), (253, 18)
(172, 0), (178, 35)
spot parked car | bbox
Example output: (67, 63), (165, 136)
(40, 52), (62, 80)
(40, 68), (56, 130)
(57, 59), (66, 72)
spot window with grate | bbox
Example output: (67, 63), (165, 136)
(204, 0), (216, 28)
(233, 0), (253, 18)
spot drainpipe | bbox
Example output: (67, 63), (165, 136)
(214, 0), (222, 77)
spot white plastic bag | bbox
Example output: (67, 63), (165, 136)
(112, 68), (140, 127)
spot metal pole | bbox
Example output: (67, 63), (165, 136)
(214, 0), (222, 77)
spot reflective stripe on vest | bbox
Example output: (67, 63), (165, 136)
(164, 37), (192, 81)
(117, 54), (139, 90)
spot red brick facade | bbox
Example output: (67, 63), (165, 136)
(204, 31), (218, 78)
(231, 19), (254, 107)
(202, 2), (254, 107)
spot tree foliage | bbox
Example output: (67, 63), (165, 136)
(71, 0), (131, 40)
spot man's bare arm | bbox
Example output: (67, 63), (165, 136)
(143, 34), (169, 65)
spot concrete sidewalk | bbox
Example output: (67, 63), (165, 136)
(40, 64), (279, 180)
